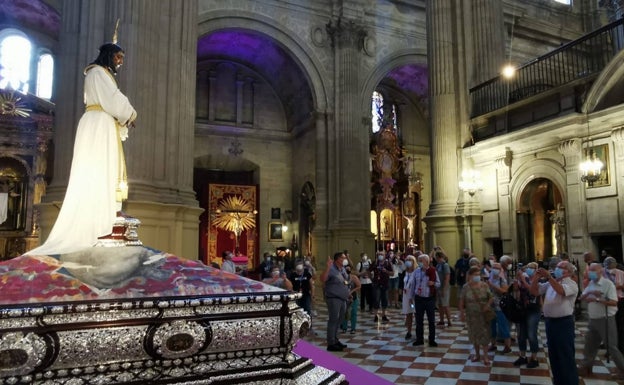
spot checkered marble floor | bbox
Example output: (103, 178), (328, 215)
(302, 299), (623, 385)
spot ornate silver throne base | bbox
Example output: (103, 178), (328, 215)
(0, 249), (347, 385)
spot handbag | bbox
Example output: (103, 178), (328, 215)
(500, 285), (526, 323)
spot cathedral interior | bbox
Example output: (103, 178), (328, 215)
(1, 0), (624, 269)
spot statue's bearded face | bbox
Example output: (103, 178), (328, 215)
(112, 51), (125, 69)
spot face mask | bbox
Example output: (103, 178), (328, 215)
(363, 256), (369, 262)
(266, 257), (271, 262)
(507, 264), (512, 270)
(296, 266), (303, 273)
(526, 268), (535, 277)
(553, 267), (564, 279)
(272, 271), (280, 277)
(588, 271), (599, 281)
(405, 261), (413, 268)
(472, 275), (481, 283)
(417, 262), (423, 268)
(378, 255), (384, 261)
(304, 260), (310, 265)
(342, 259), (349, 267)
(492, 268), (500, 276)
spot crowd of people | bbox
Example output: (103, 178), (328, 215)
(252, 245), (624, 383)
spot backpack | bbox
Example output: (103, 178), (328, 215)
(499, 286), (526, 323)
(449, 266), (456, 286)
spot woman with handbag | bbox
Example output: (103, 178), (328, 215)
(514, 262), (541, 368)
(460, 266), (494, 366)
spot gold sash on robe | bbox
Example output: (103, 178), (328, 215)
(85, 104), (128, 202)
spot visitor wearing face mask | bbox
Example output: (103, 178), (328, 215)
(603, 256), (624, 353)
(513, 262), (541, 368)
(258, 252), (273, 279)
(340, 263), (361, 334)
(263, 266), (293, 290)
(356, 253), (373, 313)
(289, 263), (313, 315)
(412, 254), (440, 347)
(321, 252), (351, 351)
(486, 261), (512, 353)
(578, 263), (624, 380)
(371, 252), (393, 323)
(401, 255), (417, 340)
(530, 261), (579, 385)
(459, 266), (493, 366)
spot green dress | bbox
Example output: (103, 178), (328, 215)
(461, 282), (492, 345)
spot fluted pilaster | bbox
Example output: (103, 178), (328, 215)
(426, 0), (462, 214)
(470, 0), (505, 85)
(326, 19), (369, 227)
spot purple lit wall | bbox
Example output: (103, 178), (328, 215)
(0, 0), (60, 39)
(386, 64), (428, 101)
(198, 29), (313, 130)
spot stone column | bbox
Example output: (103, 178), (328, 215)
(312, 109), (331, 259)
(558, 138), (585, 257)
(470, 0), (505, 86)
(423, 0), (472, 256)
(325, 17), (372, 253)
(39, 0), (202, 257)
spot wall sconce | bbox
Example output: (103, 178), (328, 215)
(282, 209), (293, 232)
(459, 169), (483, 197)
(579, 116), (603, 187)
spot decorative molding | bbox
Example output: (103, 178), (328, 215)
(325, 17), (367, 51)
(558, 138), (581, 157)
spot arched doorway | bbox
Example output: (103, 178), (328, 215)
(516, 178), (564, 263)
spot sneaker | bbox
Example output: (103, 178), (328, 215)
(436, 321), (444, 326)
(350, 329), (356, 334)
(336, 341), (347, 348)
(429, 341), (438, 347)
(526, 359), (539, 368)
(374, 315), (379, 322)
(405, 332), (412, 340)
(513, 356), (528, 367)
(502, 346), (512, 354)
(412, 340), (424, 346)
(382, 316), (390, 323)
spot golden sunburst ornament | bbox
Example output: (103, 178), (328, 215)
(212, 196), (257, 236)
(0, 91), (30, 117)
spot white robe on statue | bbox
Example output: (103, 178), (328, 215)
(27, 65), (136, 256)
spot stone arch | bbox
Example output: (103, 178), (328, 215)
(583, 47), (624, 113)
(197, 11), (329, 113)
(360, 48), (428, 119)
(509, 159), (567, 261)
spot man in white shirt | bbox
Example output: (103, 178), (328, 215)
(221, 251), (236, 274)
(578, 263), (624, 380)
(530, 261), (578, 385)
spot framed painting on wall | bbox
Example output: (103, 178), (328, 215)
(269, 222), (283, 242)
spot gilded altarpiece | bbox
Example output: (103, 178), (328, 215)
(0, 90), (53, 259)
(203, 184), (258, 270)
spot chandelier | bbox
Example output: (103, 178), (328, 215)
(459, 169), (483, 197)
(580, 148), (603, 187)
(579, 115), (603, 187)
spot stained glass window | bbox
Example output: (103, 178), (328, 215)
(371, 91), (384, 133)
(36, 53), (54, 99)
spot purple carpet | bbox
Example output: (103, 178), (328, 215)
(293, 340), (395, 385)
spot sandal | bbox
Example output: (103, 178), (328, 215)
(483, 358), (491, 366)
(470, 354), (480, 362)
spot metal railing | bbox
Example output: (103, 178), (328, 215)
(470, 17), (624, 118)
